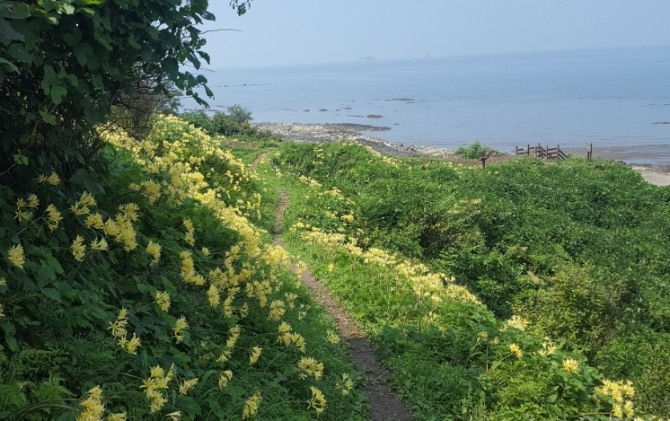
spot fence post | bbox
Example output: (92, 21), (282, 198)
(587, 143), (593, 162)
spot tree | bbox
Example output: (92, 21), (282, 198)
(0, 0), (251, 179)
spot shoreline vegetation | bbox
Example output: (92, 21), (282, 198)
(254, 122), (670, 186)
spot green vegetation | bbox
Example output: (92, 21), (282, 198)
(269, 141), (670, 419)
(2, 3), (669, 418)
(180, 108), (280, 142)
(0, 116), (365, 420)
(455, 141), (502, 159)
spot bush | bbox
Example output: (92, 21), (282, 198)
(454, 141), (501, 159)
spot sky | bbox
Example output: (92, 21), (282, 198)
(202, 1), (670, 69)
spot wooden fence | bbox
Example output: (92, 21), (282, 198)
(515, 144), (568, 160)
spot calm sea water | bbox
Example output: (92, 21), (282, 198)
(186, 46), (670, 164)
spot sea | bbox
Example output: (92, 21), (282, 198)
(184, 46), (670, 165)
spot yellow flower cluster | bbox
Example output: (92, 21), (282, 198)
(7, 244), (25, 268)
(242, 391), (262, 419)
(154, 291), (171, 312)
(146, 241), (161, 265)
(129, 180), (162, 204)
(37, 171), (61, 186)
(71, 235), (87, 261)
(14, 195), (38, 222)
(561, 358), (580, 374)
(108, 308), (141, 354)
(298, 356), (324, 380)
(336, 373), (354, 397)
(71, 191), (97, 216)
(503, 315), (529, 331)
(298, 175), (322, 189)
(45, 204), (63, 231)
(307, 386), (327, 415)
(76, 386), (105, 421)
(173, 316), (188, 343)
(178, 378), (198, 395)
(596, 379), (636, 419)
(249, 346), (262, 365)
(508, 343), (523, 359)
(76, 386), (126, 421)
(141, 364), (176, 413)
(183, 219), (196, 246)
(218, 370), (234, 390)
(180, 251), (204, 285)
(277, 322), (306, 352)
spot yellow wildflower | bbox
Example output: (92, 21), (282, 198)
(14, 209), (32, 223)
(201, 246), (210, 256)
(71, 235), (87, 261)
(307, 386), (327, 415)
(268, 300), (285, 321)
(165, 411), (182, 421)
(26, 194), (39, 209)
(183, 219), (195, 246)
(45, 204), (63, 231)
(86, 213), (105, 230)
(71, 192), (96, 216)
(7, 244), (25, 268)
(174, 316), (188, 343)
(207, 284), (220, 307)
(336, 373), (354, 397)
(218, 370), (233, 390)
(178, 378), (198, 395)
(242, 391), (262, 419)
(90, 238), (108, 252)
(125, 333), (141, 354)
(298, 357), (324, 380)
(249, 346), (262, 365)
(509, 343), (523, 359)
(118, 203), (140, 222)
(37, 171), (61, 185)
(146, 241), (161, 266)
(76, 386), (105, 421)
(154, 291), (171, 312)
(561, 358), (580, 374)
(503, 315), (529, 331)
(107, 413), (127, 421)
(326, 330), (341, 344)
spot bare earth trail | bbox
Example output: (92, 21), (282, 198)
(273, 190), (412, 421)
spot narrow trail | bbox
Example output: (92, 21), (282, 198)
(273, 190), (412, 421)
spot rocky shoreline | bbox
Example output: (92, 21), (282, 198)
(253, 122), (453, 158)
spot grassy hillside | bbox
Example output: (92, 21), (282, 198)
(0, 116), (365, 420)
(2, 116), (668, 420)
(268, 142), (670, 419)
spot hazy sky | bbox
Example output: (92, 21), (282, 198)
(203, 1), (670, 68)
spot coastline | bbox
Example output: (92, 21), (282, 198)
(254, 122), (670, 186)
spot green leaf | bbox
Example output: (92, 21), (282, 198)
(12, 153), (28, 166)
(39, 109), (57, 125)
(73, 42), (92, 66)
(63, 29), (82, 46)
(0, 18), (24, 44)
(3, 2), (31, 19)
(0, 57), (18, 72)
(7, 43), (31, 63)
(50, 85), (66, 105)
(60, 3), (75, 14)
(41, 287), (62, 302)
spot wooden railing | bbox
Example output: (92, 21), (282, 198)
(515, 144), (567, 160)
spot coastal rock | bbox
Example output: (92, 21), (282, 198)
(253, 123), (453, 158)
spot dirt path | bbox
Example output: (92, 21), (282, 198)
(273, 190), (412, 421)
